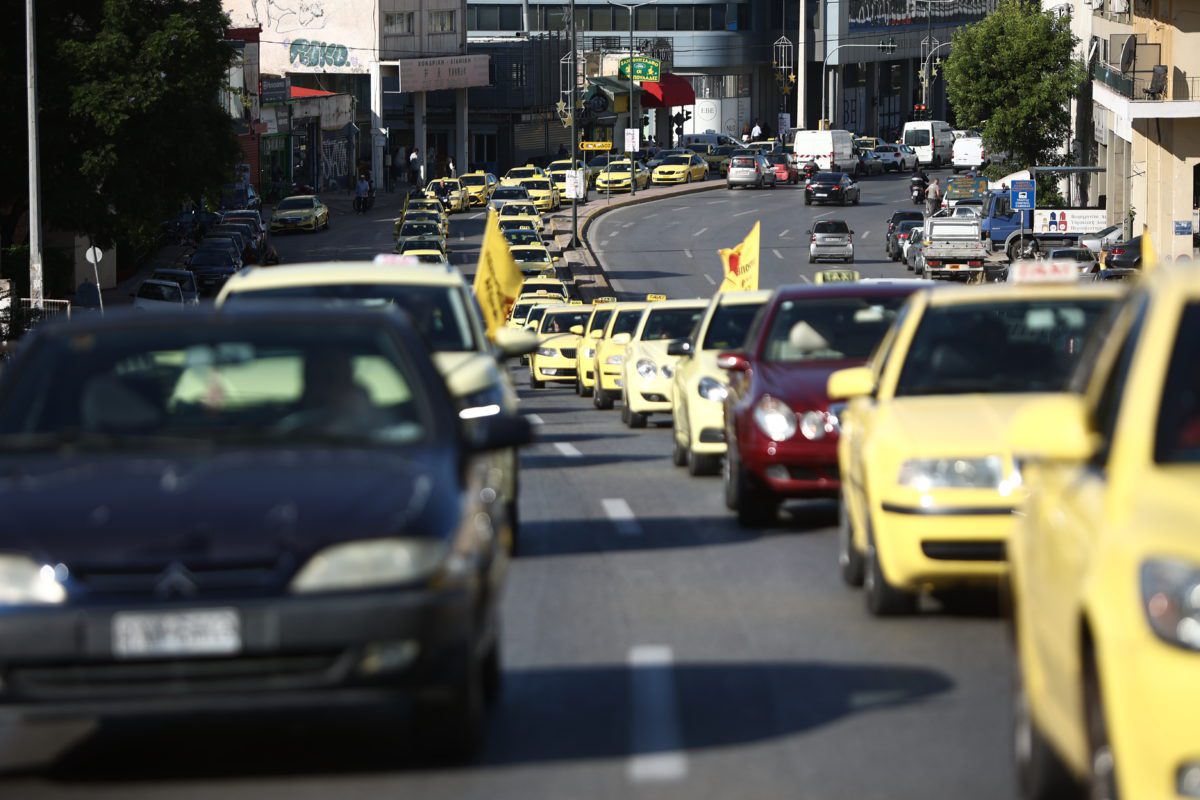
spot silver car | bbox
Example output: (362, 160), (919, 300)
(727, 154), (777, 189)
(1046, 246), (1099, 277)
(904, 226), (926, 271)
(808, 219), (854, 264)
(1077, 224), (1124, 255)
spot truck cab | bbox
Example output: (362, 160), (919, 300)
(980, 191), (1086, 261)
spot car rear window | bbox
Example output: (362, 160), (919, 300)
(641, 308), (705, 341)
(703, 302), (764, 351)
(904, 129), (931, 147)
(763, 296), (908, 362)
(730, 157), (757, 168)
(814, 221), (850, 234)
(814, 173), (842, 182)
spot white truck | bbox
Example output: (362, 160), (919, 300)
(951, 137), (987, 172)
(920, 216), (990, 282)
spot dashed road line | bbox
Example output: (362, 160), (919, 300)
(862, 230), (871, 239)
(469, 212), (484, 220)
(554, 442), (583, 458)
(526, 414), (544, 426)
(772, 249), (784, 260)
(695, 226), (708, 236)
(733, 209), (755, 217)
(601, 498), (642, 536)
(704, 274), (716, 286)
(684, 249), (693, 259)
(799, 275), (812, 283)
(779, 228), (790, 238)
(627, 645), (687, 783)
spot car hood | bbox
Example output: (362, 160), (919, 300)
(273, 209), (315, 220)
(433, 350), (502, 398)
(755, 360), (859, 410)
(0, 447), (457, 570)
(882, 393), (1054, 458)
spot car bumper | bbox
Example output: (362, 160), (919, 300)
(806, 193), (844, 204)
(874, 500), (1013, 589)
(727, 175), (760, 186)
(625, 372), (674, 413)
(598, 364), (623, 391)
(531, 199), (554, 211)
(652, 173), (688, 184)
(532, 354), (576, 383)
(577, 355), (597, 388)
(743, 438), (840, 499)
(597, 183), (632, 193)
(0, 586), (478, 719)
(271, 218), (315, 232)
(686, 397), (728, 455)
(811, 245), (854, 260)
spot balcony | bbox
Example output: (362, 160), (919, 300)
(1092, 61), (1200, 119)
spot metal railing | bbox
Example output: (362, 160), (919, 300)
(1092, 61), (1200, 101)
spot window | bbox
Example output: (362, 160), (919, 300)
(510, 61), (527, 88)
(429, 10), (456, 33)
(636, 7), (656, 30)
(499, 5), (521, 30)
(474, 5), (497, 30)
(612, 6), (630, 30)
(677, 5), (694, 30)
(590, 7), (612, 31)
(544, 7), (563, 31)
(658, 6), (676, 30)
(694, 5), (712, 30)
(383, 11), (414, 35)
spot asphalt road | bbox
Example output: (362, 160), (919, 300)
(1, 165), (1017, 799)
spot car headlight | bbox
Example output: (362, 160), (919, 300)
(798, 410), (839, 441)
(0, 554), (67, 605)
(698, 376), (728, 402)
(606, 354), (624, 365)
(754, 396), (797, 441)
(536, 347), (557, 358)
(896, 456), (1004, 490)
(291, 538), (448, 593)
(1141, 559), (1200, 650)
(661, 364), (674, 379)
(636, 359), (658, 379)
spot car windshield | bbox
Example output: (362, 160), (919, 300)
(460, 175), (486, 186)
(493, 188), (527, 200)
(702, 302), (764, 350)
(876, 145), (897, 153)
(541, 311), (591, 333)
(662, 157), (691, 166)
(504, 230), (540, 246)
(499, 221), (535, 232)
(524, 180), (552, 190)
(277, 197), (314, 211)
(501, 204), (536, 216)
(152, 273), (194, 292)
(0, 325), (427, 446)
(814, 221), (850, 234)
(512, 249), (550, 263)
(894, 300), (1113, 396)
(223, 284), (475, 353)
(611, 309), (644, 336)
(904, 129), (931, 147)
(508, 169), (538, 180)
(401, 223), (439, 237)
(411, 253), (446, 264)
(588, 308), (614, 333)
(189, 251), (233, 266)
(1155, 303), (1200, 464)
(641, 307), (705, 341)
(763, 296), (907, 362)
(605, 163), (633, 174)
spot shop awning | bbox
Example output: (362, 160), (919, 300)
(587, 75), (637, 101)
(290, 86), (336, 99)
(640, 73), (696, 109)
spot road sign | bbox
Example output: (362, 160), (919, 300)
(624, 129), (639, 153)
(579, 141), (612, 151)
(1010, 179), (1036, 211)
(618, 56), (662, 82)
(85, 246), (103, 265)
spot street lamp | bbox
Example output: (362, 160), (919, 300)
(821, 38), (896, 130)
(915, 0), (960, 110)
(921, 40), (952, 117)
(608, 0), (657, 196)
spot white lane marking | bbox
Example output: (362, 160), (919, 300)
(772, 249), (784, 260)
(779, 228), (790, 238)
(733, 209), (755, 217)
(601, 239), (611, 247)
(814, 211), (834, 220)
(704, 274), (716, 286)
(555, 442), (583, 458)
(602, 498), (642, 536)
(459, 233), (465, 242)
(799, 275), (811, 283)
(684, 249), (693, 259)
(707, 199), (723, 205)
(695, 227), (708, 236)
(643, 212), (658, 220)
(675, 206), (691, 211)
(627, 645), (687, 783)
(862, 230), (871, 240)
(623, 221), (636, 229)
(470, 212), (484, 220)
(526, 414), (544, 426)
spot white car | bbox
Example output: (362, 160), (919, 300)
(872, 144), (918, 172)
(132, 279), (185, 309)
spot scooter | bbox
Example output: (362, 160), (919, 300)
(910, 175), (927, 205)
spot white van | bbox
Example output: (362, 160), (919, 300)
(902, 120), (955, 167)
(951, 137), (987, 172)
(680, 131), (741, 150)
(792, 129), (858, 174)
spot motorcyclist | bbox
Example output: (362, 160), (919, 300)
(911, 167), (929, 187)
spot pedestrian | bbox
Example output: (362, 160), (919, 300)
(355, 173), (370, 214)
(751, 120), (763, 139)
(447, 157), (456, 178)
(557, 143), (568, 158)
(925, 177), (943, 216)
(409, 148), (419, 185)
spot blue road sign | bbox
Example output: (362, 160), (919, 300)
(1010, 179), (1036, 211)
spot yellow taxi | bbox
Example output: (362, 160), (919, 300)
(828, 281), (1124, 615)
(1005, 265), (1200, 800)
(591, 302), (649, 410)
(424, 178), (470, 212)
(509, 244), (557, 277)
(500, 165), (545, 187)
(652, 153), (709, 185)
(547, 159), (591, 198)
(213, 260), (538, 552)
(507, 295), (558, 329)
(574, 299), (618, 397)
(595, 160), (650, 193)
(519, 177), (561, 213)
(619, 298), (708, 429)
(397, 208), (448, 238)
(814, 269), (861, 285)
(529, 304), (594, 389)
(498, 201), (544, 233)
(669, 290), (770, 474)
(269, 195), (329, 233)
(459, 171), (497, 206)
(393, 198), (448, 240)
(518, 277), (569, 303)
(502, 227), (545, 249)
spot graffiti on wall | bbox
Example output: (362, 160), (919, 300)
(848, 0), (994, 29)
(238, 0), (327, 35)
(225, 0), (372, 73)
(289, 40), (350, 68)
(320, 136), (351, 191)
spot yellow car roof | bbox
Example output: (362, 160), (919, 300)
(524, 277), (565, 287)
(642, 297), (709, 310)
(714, 289), (772, 306)
(923, 282), (1126, 307)
(216, 261), (464, 303)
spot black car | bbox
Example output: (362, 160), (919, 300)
(886, 210), (925, 252)
(189, 244), (242, 296)
(888, 220), (923, 261)
(209, 224), (260, 263)
(804, 172), (860, 206)
(0, 306), (531, 756)
(1105, 235), (1142, 270)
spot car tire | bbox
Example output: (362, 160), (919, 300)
(1084, 655), (1120, 800)
(864, 531), (918, 616)
(808, 254), (815, 264)
(838, 492), (865, 587)
(724, 445), (776, 527)
(804, 197), (811, 205)
(593, 385), (614, 410)
(688, 452), (719, 477)
(847, 256), (855, 264)
(413, 646), (487, 762)
(628, 407), (647, 429)
(1013, 642), (1082, 800)
(672, 437), (688, 467)
(852, 193), (860, 205)
(574, 375), (584, 396)
(685, 174), (692, 184)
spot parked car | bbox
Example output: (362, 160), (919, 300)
(220, 183), (262, 212)
(0, 305), (533, 756)
(727, 155), (777, 189)
(887, 220), (923, 261)
(702, 144), (737, 176)
(808, 219), (855, 264)
(804, 172), (860, 206)
(885, 210), (924, 252)
(131, 278), (186, 310)
(194, 236), (244, 270)
(1105, 235), (1142, 269)
(904, 226), (927, 273)
(270, 195), (329, 233)
(719, 283), (921, 527)
(766, 153), (802, 185)
(187, 248), (241, 296)
(149, 268), (200, 304)
(856, 151), (886, 176)
(1078, 224), (1124, 255)
(1046, 246), (1099, 277)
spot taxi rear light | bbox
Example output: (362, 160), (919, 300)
(967, 260), (982, 267)
(1110, 246), (1126, 255)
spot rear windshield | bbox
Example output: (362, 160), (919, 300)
(904, 129), (931, 147)
(136, 283), (182, 302)
(768, 154), (790, 165)
(814, 173), (842, 182)
(730, 157), (757, 168)
(814, 221), (850, 234)
(492, 188), (527, 199)
(763, 296), (908, 363)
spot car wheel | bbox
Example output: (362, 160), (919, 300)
(838, 492), (865, 587)
(672, 437), (688, 467)
(808, 254), (815, 264)
(846, 256), (855, 264)
(685, 174), (692, 184)
(593, 385), (614, 410)
(628, 406), (647, 429)
(530, 375), (544, 389)
(864, 531), (918, 616)
(574, 375), (584, 396)
(1085, 656), (1120, 800)
(688, 452), (719, 477)
(1013, 642), (1082, 800)
(852, 193), (860, 205)
(413, 646), (486, 761)
(724, 444), (776, 526)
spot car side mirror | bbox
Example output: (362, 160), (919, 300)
(463, 413), (535, 454)
(716, 352), (750, 372)
(666, 339), (692, 357)
(569, 325), (584, 335)
(492, 327), (539, 359)
(1009, 395), (1097, 463)
(611, 333), (632, 346)
(827, 366), (875, 400)
(589, 329), (605, 340)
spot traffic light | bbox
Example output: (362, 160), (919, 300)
(878, 37), (897, 55)
(913, 103), (928, 120)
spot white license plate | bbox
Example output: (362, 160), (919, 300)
(815, 193), (828, 197)
(113, 608), (241, 658)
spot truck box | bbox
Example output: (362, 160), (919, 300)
(922, 216), (989, 280)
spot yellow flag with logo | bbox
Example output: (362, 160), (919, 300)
(718, 222), (761, 293)
(473, 210), (525, 338)
(1141, 225), (1159, 274)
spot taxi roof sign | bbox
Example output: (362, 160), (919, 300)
(814, 269), (860, 284)
(645, 293), (668, 302)
(595, 296), (618, 304)
(580, 141), (613, 151)
(1007, 259), (1079, 285)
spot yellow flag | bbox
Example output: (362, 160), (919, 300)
(1141, 225), (1158, 274)
(473, 210), (525, 338)
(718, 221), (761, 293)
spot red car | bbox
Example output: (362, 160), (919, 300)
(718, 284), (922, 527)
(767, 153), (802, 185)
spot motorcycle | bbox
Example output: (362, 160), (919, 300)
(910, 175), (928, 205)
(802, 161), (819, 180)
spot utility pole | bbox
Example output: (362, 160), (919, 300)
(917, 0), (958, 113)
(609, 0), (656, 196)
(26, 0), (43, 308)
(796, 0), (807, 130)
(570, 0), (579, 246)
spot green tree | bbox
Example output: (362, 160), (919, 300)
(942, 0), (1084, 181)
(0, 0), (239, 259)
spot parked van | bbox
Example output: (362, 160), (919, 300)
(901, 120), (954, 167)
(680, 131), (741, 150)
(951, 136), (987, 172)
(792, 129), (858, 174)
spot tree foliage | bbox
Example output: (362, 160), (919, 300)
(943, 0), (1084, 174)
(0, 0), (239, 251)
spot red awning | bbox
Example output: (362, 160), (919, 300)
(290, 86), (336, 98)
(640, 73), (696, 109)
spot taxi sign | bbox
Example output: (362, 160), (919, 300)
(595, 296), (618, 304)
(373, 254), (421, 266)
(569, 299), (585, 305)
(1007, 258), (1079, 284)
(580, 141), (613, 151)
(646, 293), (667, 302)
(813, 269), (860, 284)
